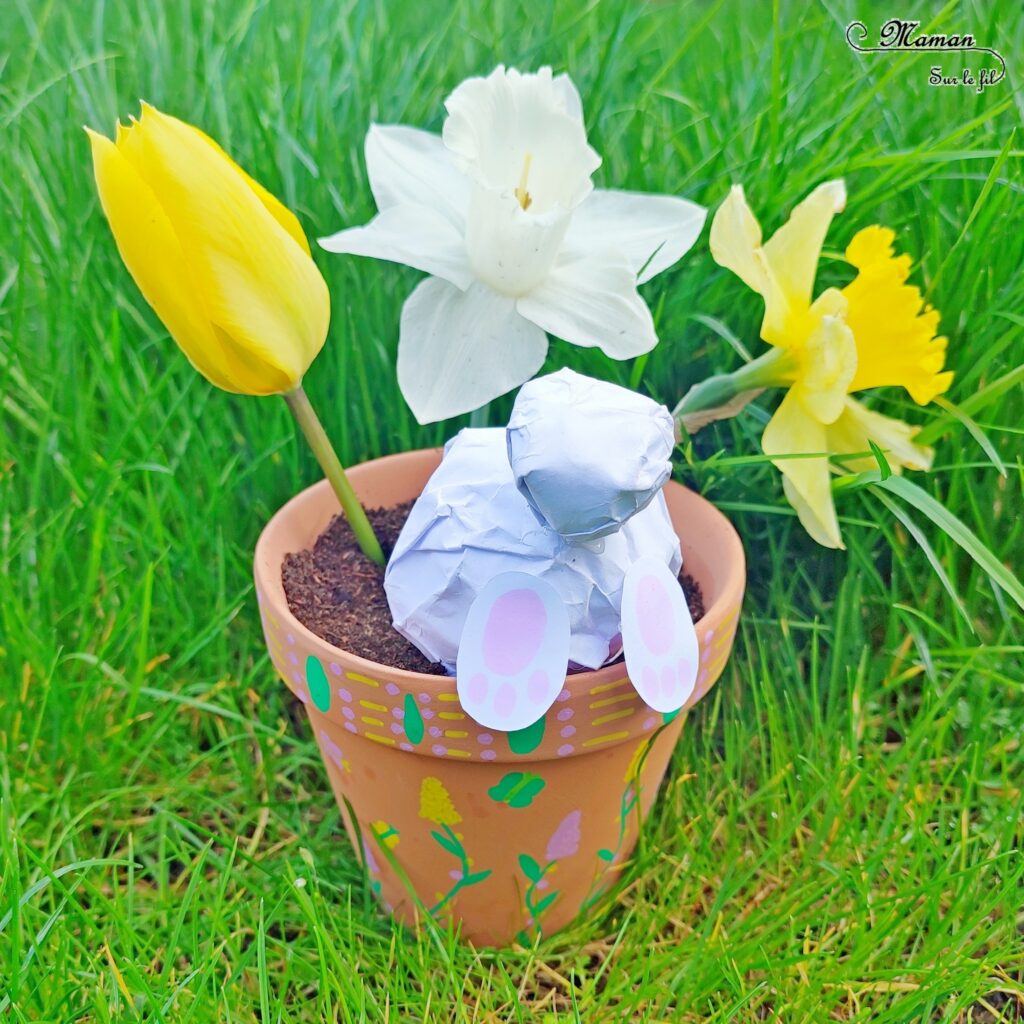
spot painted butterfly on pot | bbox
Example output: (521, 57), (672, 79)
(384, 368), (700, 732)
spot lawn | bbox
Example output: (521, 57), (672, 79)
(2, 0), (1022, 1020)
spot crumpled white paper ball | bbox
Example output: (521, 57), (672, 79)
(384, 427), (682, 673)
(507, 368), (675, 541)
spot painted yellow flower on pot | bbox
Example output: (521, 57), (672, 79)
(681, 180), (952, 548)
(419, 777), (462, 826)
(87, 103), (329, 396)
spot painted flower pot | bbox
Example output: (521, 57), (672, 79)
(254, 448), (745, 946)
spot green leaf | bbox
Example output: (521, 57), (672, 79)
(874, 476), (1024, 614)
(462, 870), (492, 887)
(932, 395), (1007, 477)
(430, 830), (461, 857)
(488, 771), (546, 808)
(518, 854), (543, 883)
(533, 891), (558, 915)
(873, 488), (971, 629)
(868, 439), (891, 480)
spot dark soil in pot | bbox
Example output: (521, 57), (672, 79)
(281, 500), (705, 676)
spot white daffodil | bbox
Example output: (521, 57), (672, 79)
(320, 65), (706, 423)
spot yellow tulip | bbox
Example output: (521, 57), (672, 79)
(86, 102), (329, 395)
(686, 180), (952, 548)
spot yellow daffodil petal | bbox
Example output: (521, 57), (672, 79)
(87, 127), (251, 393)
(826, 397), (934, 474)
(763, 390), (844, 549)
(709, 185), (793, 347)
(842, 226), (953, 404)
(115, 105), (329, 394)
(793, 307), (857, 425)
(762, 179), (846, 314)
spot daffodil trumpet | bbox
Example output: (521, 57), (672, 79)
(87, 102), (385, 565)
(680, 179), (953, 548)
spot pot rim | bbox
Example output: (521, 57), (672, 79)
(253, 447), (745, 704)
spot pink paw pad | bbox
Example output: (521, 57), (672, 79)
(621, 556), (699, 713)
(456, 572), (569, 731)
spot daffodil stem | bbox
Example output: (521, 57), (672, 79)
(672, 347), (795, 436)
(283, 385), (386, 567)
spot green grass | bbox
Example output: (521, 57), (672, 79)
(2, 0), (1022, 1020)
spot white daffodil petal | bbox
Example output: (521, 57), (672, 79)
(827, 397), (934, 473)
(517, 254), (657, 359)
(552, 71), (585, 121)
(365, 124), (468, 225)
(762, 179), (846, 311)
(397, 277), (549, 423)
(465, 183), (570, 296)
(564, 189), (707, 284)
(443, 65), (600, 212)
(318, 204), (473, 289)
(762, 390), (844, 549)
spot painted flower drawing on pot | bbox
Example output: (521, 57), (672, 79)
(321, 65), (706, 422)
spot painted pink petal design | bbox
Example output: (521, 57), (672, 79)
(456, 572), (569, 732)
(621, 556), (699, 713)
(545, 809), (582, 861)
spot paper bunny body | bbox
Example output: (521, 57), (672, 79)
(384, 369), (700, 730)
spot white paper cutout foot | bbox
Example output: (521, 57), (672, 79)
(457, 572), (570, 731)
(621, 556), (699, 713)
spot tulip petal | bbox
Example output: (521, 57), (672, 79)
(762, 390), (844, 548)
(762, 180), (846, 313)
(826, 397), (934, 473)
(117, 106), (329, 393)
(319, 203), (473, 289)
(397, 278), (548, 423)
(364, 124), (469, 226)
(516, 253), (657, 359)
(563, 189), (706, 285)
(87, 128), (271, 393)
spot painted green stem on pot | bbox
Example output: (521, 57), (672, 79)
(283, 384), (385, 566)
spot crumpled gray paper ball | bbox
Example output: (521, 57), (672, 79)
(507, 368), (675, 541)
(384, 427), (682, 673)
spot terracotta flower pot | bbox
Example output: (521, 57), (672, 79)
(254, 448), (745, 946)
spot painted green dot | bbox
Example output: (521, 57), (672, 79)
(403, 693), (424, 744)
(663, 708), (681, 724)
(508, 715), (545, 755)
(306, 655), (331, 712)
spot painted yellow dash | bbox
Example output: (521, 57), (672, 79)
(589, 677), (630, 696)
(592, 707), (636, 726)
(361, 716), (384, 727)
(589, 691), (637, 710)
(438, 692), (460, 702)
(444, 730), (469, 739)
(582, 730), (631, 748)
(445, 748), (471, 758)
(359, 699), (387, 712)
(346, 672), (379, 688)
(439, 711), (465, 721)
(365, 732), (396, 746)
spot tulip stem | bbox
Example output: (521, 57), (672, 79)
(283, 386), (386, 567)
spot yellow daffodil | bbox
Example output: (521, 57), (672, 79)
(677, 180), (952, 548)
(87, 102), (329, 395)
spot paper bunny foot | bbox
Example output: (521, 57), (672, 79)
(621, 556), (699, 713)
(456, 572), (570, 731)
